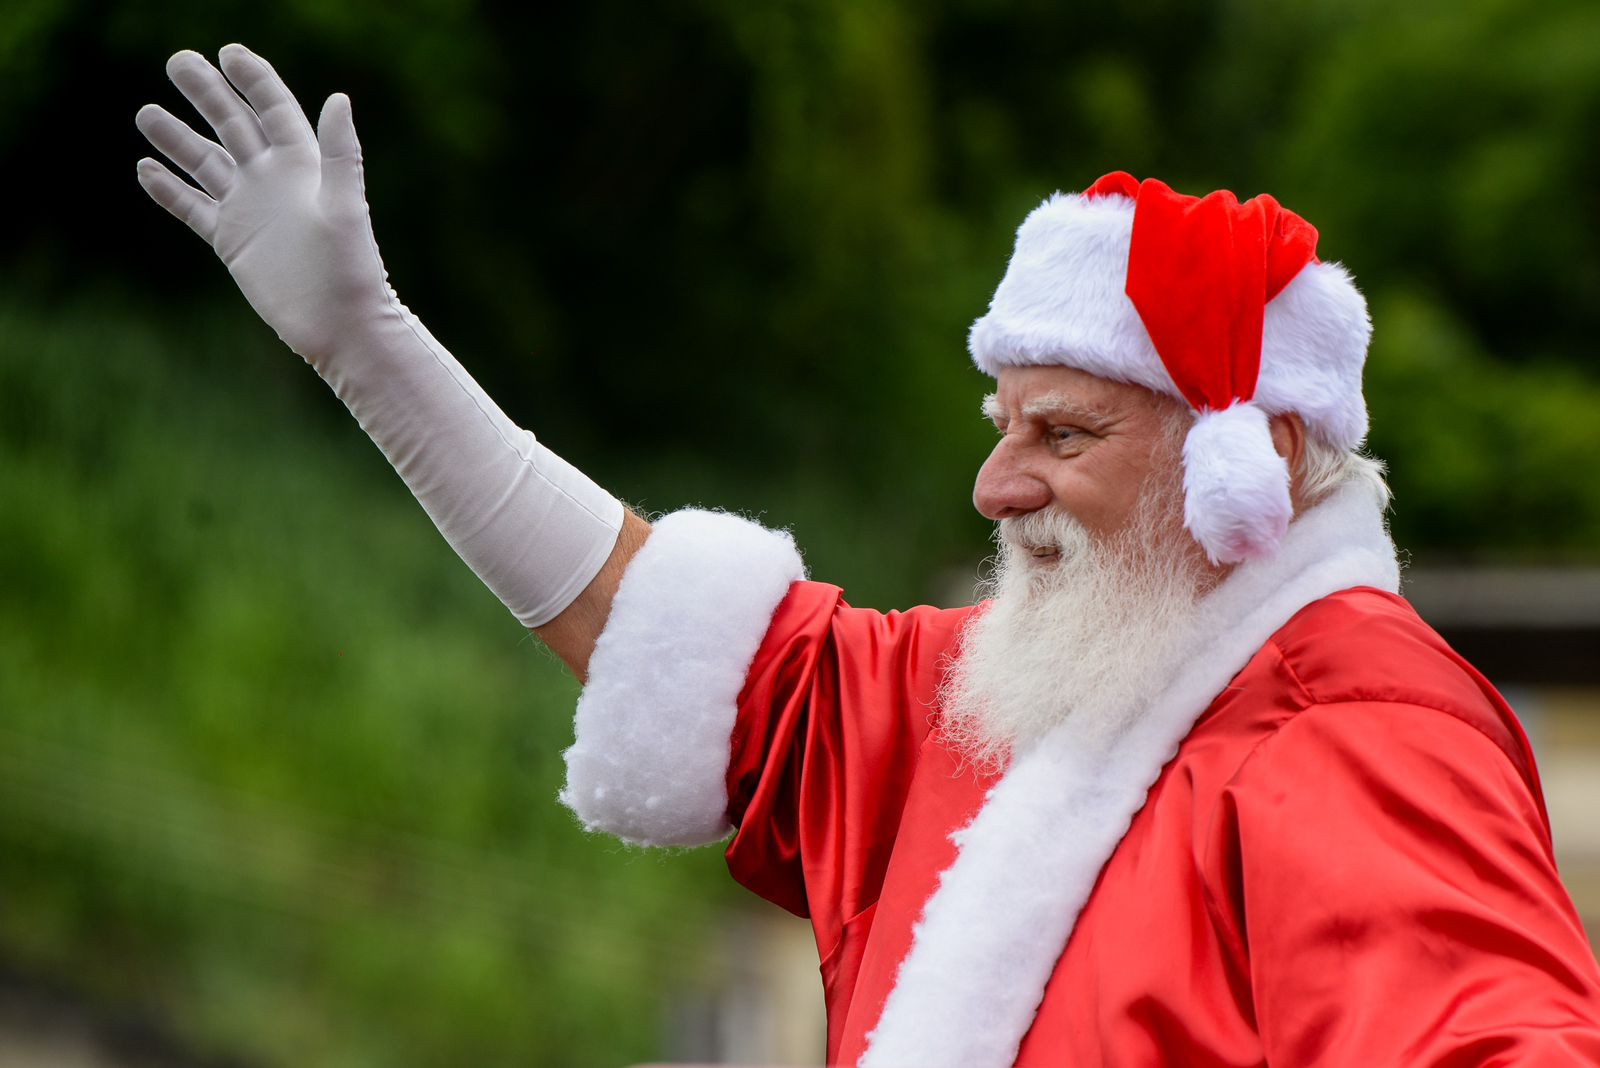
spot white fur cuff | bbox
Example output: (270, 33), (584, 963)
(559, 509), (806, 846)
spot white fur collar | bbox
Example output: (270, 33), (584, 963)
(860, 482), (1400, 1067)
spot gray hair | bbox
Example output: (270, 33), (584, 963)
(1299, 431), (1392, 510)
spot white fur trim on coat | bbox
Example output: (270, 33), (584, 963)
(560, 509), (805, 847)
(968, 190), (1372, 451)
(860, 480), (1399, 1068)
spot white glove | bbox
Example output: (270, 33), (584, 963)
(135, 44), (622, 628)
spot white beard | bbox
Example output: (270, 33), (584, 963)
(936, 488), (1211, 774)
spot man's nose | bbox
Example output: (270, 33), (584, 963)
(973, 439), (1052, 520)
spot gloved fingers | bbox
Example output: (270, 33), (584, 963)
(135, 104), (235, 199)
(217, 44), (317, 151)
(165, 50), (268, 163)
(136, 157), (218, 243)
(316, 93), (366, 205)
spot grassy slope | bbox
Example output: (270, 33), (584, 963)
(0, 295), (733, 1067)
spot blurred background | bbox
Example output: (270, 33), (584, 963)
(3, 0), (1600, 1064)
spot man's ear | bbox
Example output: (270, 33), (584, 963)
(1269, 412), (1307, 504)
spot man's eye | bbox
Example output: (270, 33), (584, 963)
(1048, 426), (1081, 445)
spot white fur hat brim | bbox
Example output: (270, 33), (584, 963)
(969, 191), (1372, 450)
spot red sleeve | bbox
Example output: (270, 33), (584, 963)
(1204, 701), (1600, 1066)
(722, 580), (973, 945)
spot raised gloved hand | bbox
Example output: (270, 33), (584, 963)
(136, 45), (624, 630)
(136, 46), (386, 364)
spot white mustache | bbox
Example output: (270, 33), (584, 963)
(996, 508), (1091, 561)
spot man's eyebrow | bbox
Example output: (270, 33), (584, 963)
(982, 390), (1106, 424)
(1023, 391), (1107, 422)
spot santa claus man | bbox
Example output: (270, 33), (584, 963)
(139, 45), (1600, 1066)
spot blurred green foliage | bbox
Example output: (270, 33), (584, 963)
(0, 296), (736, 1066)
(4, 0), (1600, 1064)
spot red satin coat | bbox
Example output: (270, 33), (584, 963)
(723, 581), (1600, 1066)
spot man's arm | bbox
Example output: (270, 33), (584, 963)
(137, 45), (630, 667)
(1208, 701), (1600, 1063)
(535, 509), (650, 682)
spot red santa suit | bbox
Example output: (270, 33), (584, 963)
(560, 174), (1600, 1064)
(562, 488), (1600, 1066)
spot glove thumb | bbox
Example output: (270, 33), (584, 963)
(317, 92), (365, 206)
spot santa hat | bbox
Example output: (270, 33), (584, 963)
(969, 171), (1371, 564)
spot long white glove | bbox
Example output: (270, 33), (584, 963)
(135, 44), (622, 628)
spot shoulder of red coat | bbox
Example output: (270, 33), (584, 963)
(1265, 587), (1538, 789)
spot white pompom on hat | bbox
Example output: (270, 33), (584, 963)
(969, 171), (1372, 564)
